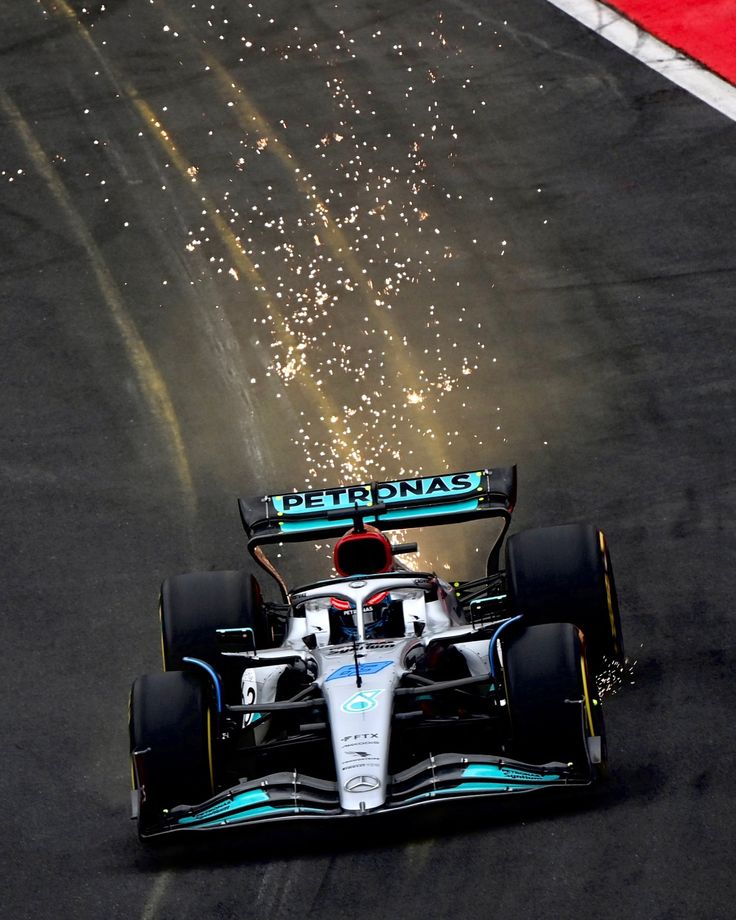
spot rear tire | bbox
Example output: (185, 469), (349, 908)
(129, 671), (214, 835)
(502, 622), (603, 772)
(505, 523), (624, 676)
(160, 569), (270, 672)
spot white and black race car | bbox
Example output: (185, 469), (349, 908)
(129, 466), (625, 838)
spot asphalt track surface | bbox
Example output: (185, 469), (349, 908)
(2, 1), (735, 918)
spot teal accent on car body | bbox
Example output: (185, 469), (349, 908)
(173, 763), (565, 828)
(176, 804), (332, 829)
(395, 764), (563, 803)
(341, 688), (384, 713)
(452, 782), (554, 793)
(279, 498), (480, 534)
(272, 472), (482, 518)
(176, 789), (269, 824)
(462, 764), (561, 782)
(399, 779), (561, 805)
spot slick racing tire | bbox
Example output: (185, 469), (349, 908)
(505, 523), (624, 676)
(160, 569), (270, 671)
(502, 622), (604, 773)
(129, 671), (215, 835)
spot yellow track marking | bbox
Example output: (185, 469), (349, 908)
(0, 88), (195, 504)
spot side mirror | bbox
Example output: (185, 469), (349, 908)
(216, 627), (256, 653)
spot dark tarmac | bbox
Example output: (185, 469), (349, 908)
(1, 1), (735, 918)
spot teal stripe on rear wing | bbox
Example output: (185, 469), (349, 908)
(239, 466), (516, 546)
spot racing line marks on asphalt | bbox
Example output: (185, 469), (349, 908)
(0, 88), (196, 506)
(43, 0), (328, 476)
(47, 1), (281, 478)
(50, 0), (392, 483)
(44, 0), (365, 489)
(546, 0), (736, 123)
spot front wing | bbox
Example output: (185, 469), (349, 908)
(138, 753), (591, 838)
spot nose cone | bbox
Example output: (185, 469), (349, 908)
(322, 658), (399, 812)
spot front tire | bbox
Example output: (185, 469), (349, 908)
(129, 671), (214, 835)
(502, 622), (603, 773)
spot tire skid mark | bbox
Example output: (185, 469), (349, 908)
(253, 862), (286, 909)
(404, 837), (435, 871)
(139, 870), (170, 920)
(0, 87), (196, 507)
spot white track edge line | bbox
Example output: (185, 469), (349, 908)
(546, 0), (736, 123)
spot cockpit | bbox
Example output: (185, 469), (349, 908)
(286, 573), (457, 648)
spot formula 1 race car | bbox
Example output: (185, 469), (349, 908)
(129, 466), (625, 838)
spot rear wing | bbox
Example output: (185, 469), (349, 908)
(239, 467), (516, 590)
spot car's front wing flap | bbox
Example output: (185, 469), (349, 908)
(143, 754), (590, 837)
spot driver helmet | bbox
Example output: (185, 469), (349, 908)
(362, 590), (391, 637)
(329, 589), (392, 641)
